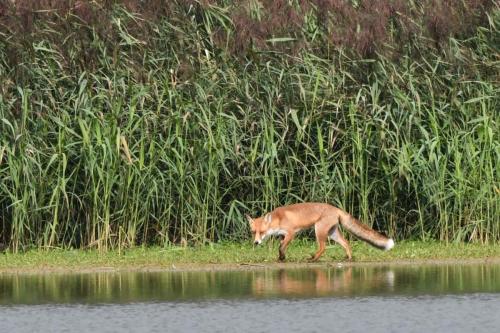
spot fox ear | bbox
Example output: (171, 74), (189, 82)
(264, 213), (272, 224)
(245, 214), (254, 225)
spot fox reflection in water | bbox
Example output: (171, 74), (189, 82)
(252, 267), (395, 297)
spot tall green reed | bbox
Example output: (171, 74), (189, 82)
(0, 2), (498, 251)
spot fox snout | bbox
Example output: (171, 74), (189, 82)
(253, 232), (263, 245)
(253, 235), (262, 245)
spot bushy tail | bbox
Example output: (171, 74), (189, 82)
(340, 215), (394, 250)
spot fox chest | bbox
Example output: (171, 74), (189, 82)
(264, 228), (288, 238)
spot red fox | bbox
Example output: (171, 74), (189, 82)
(246, 202), (394, 262)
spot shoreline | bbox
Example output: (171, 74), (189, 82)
(1, 240), (499, 275)
(1, 257), (500, 275)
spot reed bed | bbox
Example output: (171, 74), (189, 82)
(0, 1), (498, 251)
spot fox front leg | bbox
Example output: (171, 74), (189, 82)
(278, 233), (294, 262)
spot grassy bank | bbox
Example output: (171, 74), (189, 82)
(1, 241), (499, 273)
(0, 1), (499, 251)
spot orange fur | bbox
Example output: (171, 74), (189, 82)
(246, 203), (394, 262)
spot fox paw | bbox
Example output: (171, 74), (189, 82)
(307, 256), (318, 263)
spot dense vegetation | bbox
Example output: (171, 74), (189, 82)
(0, 1), (498, 251)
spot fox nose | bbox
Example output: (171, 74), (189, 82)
(254, 241), (260, 246)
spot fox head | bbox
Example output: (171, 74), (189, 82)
(246, 214), (272, 245)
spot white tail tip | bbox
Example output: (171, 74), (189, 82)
(385, 238), (395, 251)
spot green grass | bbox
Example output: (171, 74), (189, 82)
(1, 241), (499, 272)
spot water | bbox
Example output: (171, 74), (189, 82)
(1, 263), (500, 332)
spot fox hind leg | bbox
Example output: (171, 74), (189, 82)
(329, 225), (352, 261)
(310, 223), (329, 262)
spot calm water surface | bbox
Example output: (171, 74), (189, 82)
(1, 263), (499, 332)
